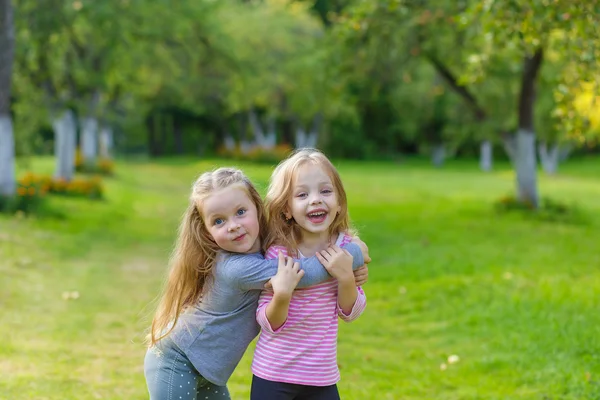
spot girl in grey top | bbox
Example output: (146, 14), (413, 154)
(144, 167), (369, 400)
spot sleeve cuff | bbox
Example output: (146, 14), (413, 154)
(338, 287), (366, 321)
(256, 302), (288, 334)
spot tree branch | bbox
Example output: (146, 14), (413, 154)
(424, 52), (486, 121)
(518, 47), (544, 131)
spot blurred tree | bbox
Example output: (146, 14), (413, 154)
(15, 0), (82, 180)
(462, 0), (600, 207)
(0, 0), (15, 196)
(219, 0), (327, 150)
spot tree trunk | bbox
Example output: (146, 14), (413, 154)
(80, 116), (98, 166)
(431, 144), (446, 167)
(223, 123), (236, 151)
(294, 115), (320, 149)
(538, 142), (559, 175)
(515, 129), (538, 205)
(307, 114), (321, 148)
(99, 125), (113, 159)
(248, 109), (265, 145)
(515, 48), (543, 208)
(53, 109), (77, 181)
(479, 140), (493, 171)
(264, 116), (276, 149)
(0, 116), (15, 196)
(0, 0), (15, 196)
(558, 143), (573, 162)
(294, 126), (308, 148)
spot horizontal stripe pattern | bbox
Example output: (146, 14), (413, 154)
(252, 234), (367, 386)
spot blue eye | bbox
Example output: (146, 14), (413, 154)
(214, 218), (224, 225)
(321, 189), (332, 195)
(237, 208), (246, 216)
(297, 193), (307, 198)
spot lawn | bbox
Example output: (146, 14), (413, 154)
(1, 156), (599, 399)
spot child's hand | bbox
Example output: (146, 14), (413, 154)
(351, 236), (371, 264)
(270, 251), (304, 298)
(353, 265), (369, 286)
(316, 245), (354, 283)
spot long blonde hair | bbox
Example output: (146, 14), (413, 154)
(148, 167), (267, 346)
(264, 148), (353, 254)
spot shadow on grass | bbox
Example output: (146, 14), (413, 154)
(493, 195), (590, 226)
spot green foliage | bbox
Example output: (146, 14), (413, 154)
(0, 190), (45, 215)
(461, 0), (600, 142)
(8, 0), (600, 161)
(0, 172), (47, 214)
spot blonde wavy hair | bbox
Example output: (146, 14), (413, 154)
(264, 148), (354, 255)
(148, 167), (267, 346)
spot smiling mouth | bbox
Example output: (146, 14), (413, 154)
(233, 233), (246, 241)
(307, 210), (328, 223)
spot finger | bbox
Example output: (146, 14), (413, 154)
(264, 279), (273, 289)
(326, 245), (340, 255)
(297, 269), (305, 279)
(353, 271), (366, 279)
(284, 256), (293, 268)
(292, 261), (300, 272)
(316, 252), (328, 264)
(343, 249), (352, 257)
(332, 245), (342, 253)
(320, 249), (333, 259)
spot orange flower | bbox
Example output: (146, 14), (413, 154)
(17, 187), (27, 196)
(28, 187), (36, 196)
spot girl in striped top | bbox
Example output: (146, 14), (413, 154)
(251, 148), (367, 400)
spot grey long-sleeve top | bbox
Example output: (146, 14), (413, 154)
(169, 243), (365, 386)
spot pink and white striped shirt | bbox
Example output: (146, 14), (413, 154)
(251, 233), (367, 386)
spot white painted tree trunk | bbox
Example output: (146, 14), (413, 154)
(515, 129), (538, 207)
(431, 144), (446, 167)
(224, 134), (236, 151)
(240, 140), (253, 154)
(479, 140), (493, 171)
(0, 0), (15, 196)
(305, 129), (317, 148)
(264, 117), (276, 149)
(80, 116), (98, 165)
(294, 123), (317, 148)
(99, 125), (113, 159)
(53, 110), (77, 181)
(538, 142), (559, 175)
(0, 115), (15, 196)
(248, 109), (266, 148)
(247, 109), (277, 150)
(558, 144), (573, 162)
(295, 126), (308, 148)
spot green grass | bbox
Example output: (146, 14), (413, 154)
(1, 156), (599, 399)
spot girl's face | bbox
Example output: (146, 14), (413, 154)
(202, 184), (261, 254)
(287, 163), (341, 239)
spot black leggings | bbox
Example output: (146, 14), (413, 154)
(250, 375), (340, 400)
